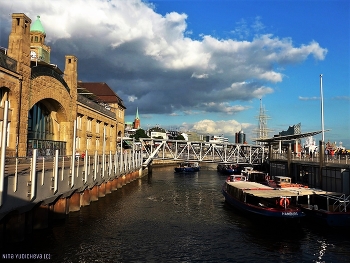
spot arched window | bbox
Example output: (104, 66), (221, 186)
(27, 102), (53, 140)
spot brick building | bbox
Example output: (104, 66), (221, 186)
(0, 13), (125, 157)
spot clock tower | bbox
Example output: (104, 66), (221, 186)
(30, 15), (51, 63)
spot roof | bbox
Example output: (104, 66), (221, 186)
(30, 16), (45, 34)
(78, 82), (125, 108)
(255, 130), (329, 143)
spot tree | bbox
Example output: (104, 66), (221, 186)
(149, 126), (166, 133)
(130, 129), (149, 141)
(175, 134), (185, 140)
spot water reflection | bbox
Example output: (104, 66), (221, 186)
(2, 164), (350, 263)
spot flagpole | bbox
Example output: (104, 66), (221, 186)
(320, 74), (325, 142)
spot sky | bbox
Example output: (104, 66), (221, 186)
(1, 0), (349, 147)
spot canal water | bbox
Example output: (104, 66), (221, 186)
(2, 163), (350, 262)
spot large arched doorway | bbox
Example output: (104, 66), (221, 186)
(27, 100), (66, 157)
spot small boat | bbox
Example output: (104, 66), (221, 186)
(217, 163), (236, 175)
(222, 178), (305, 221)
(295, 190), (350, 227)
(226, 174), (248, 182)
(174, 162), (200, 173)
(217, 163), (251, 175)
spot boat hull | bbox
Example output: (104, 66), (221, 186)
(217, 168), (235, 175)
(222, 186), (304, 220)
(174, 162), (200, 173)
(174, 167), (200, 173)
(300, 206), (350, 227)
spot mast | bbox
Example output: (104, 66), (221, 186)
(256, 99), (271, 145)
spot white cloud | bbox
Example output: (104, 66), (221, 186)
(128, 95), (138, 102)
(189, 119), (254, 136)
(191, 73), (209, 79)
(0, 0), (328, 118)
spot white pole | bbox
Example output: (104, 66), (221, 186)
(0, 101), (9, 206)
(71, 120), (77, 187)
(320, 74), (325, 142)
(102, 125), (106, 177)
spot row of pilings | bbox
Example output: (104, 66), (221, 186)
(0, 169), (146, 244)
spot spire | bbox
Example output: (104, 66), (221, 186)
(134, 107), (140, 129)
(135, 107), (140, 120)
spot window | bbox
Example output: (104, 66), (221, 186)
(87, 118), (92, 132)
(76, 115), (82, 130)
(96, 121), (100, 134)
(87, 137), (91, 150)
(76, 137), (80, 150)
(28, 102), (53, 140)
(96, 138), (100, 150)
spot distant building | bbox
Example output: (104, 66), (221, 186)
(133, 107), (140, 129)
(150, 131), (167, 139)
(275, 123), (302, 152)
(206, 135), (228, 144)
(186, 132), (205, 142)
(167, 130), (181, 140)
(235, 130), (246, 144)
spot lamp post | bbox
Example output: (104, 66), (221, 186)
(320, 74), (325, 142)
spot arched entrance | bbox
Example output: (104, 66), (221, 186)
(27, 100), (66, 157)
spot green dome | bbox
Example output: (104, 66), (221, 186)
(30, 15), (45, 34)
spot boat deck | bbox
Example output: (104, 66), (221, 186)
(226, 181), (337, 199)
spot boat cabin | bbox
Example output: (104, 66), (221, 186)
(274, 176), (292, 184)
(274, 176), (292, 187)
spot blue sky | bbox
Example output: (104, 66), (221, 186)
(1, 0), (349, 147)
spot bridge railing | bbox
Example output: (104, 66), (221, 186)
(140, 139), (266, 165)
(271, 152), (350, 165)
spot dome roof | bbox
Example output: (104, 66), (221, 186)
(30, 15), (45, 34)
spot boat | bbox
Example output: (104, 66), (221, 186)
(226, 174), (248, 182)
(216, 162), (235, 174)
(242, 167), (269, 184)
(266, 176), (309, 189)
(174, 162), (200, 173)
(222, 177), (305, 221)
(217, 163), (252, 175)
(293, 189), (350, 227)
(244, 169), (309, 189)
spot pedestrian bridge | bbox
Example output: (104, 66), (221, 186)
(139, 139), (267, 166)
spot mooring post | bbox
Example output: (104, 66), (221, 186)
(148, 161), (153, 175)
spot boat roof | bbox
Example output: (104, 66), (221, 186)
(275, 176), (290, 179)
(283, 187), (340, 196)
(226, 181), (301, 198)
(225, 181), (335, 198)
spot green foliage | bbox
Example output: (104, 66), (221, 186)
(175, 134), (185, 140)
(130, 129), (149, 141)
(149, 127), (166, 133)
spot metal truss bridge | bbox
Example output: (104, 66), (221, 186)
(139, 139), (267, 166)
